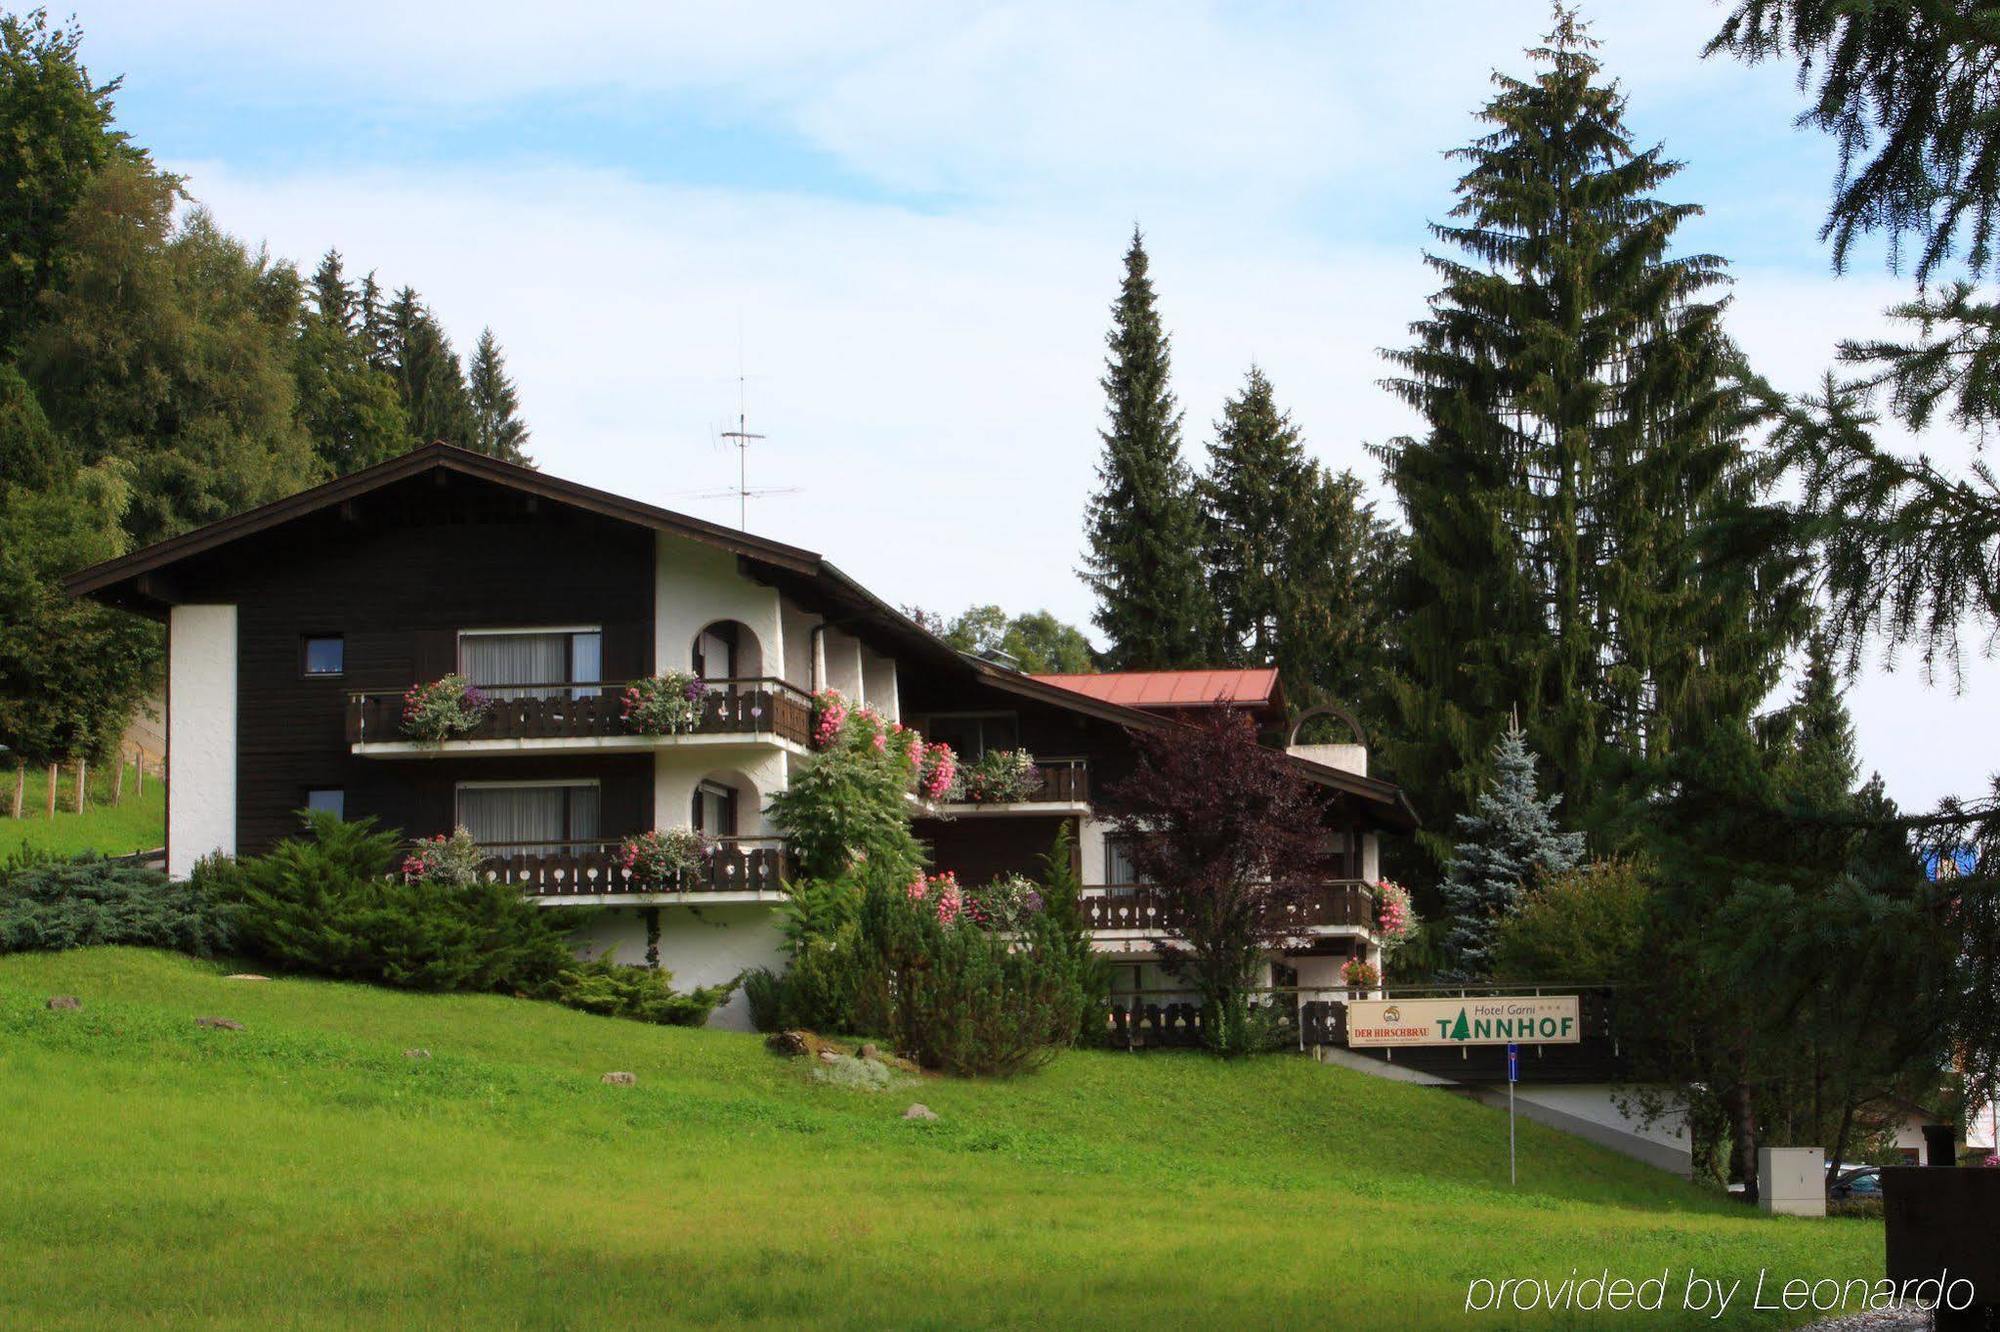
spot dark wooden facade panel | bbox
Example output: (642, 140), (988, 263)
(915, 814), (1075, 888)
(162, 472), (655, 854)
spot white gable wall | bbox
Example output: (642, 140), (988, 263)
(167, 604), (237, 878)
(653, 532), (784, 682)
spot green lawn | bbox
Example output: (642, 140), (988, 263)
(2, 762), (164, 859)
(0, 949), (1880, 1329)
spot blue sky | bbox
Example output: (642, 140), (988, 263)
(68, 1), (1996, 808)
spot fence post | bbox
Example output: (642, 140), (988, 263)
(9, 762), (21, 819)
(47, 763), (57, 818)
(75, 758), (87, 813)
(112, 748), (125, 805)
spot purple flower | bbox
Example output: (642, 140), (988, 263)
(683, 679), (707, 702)
(1021, 889), (1043, 914)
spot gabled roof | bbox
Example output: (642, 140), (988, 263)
(64, 443), (1416, 829)
(1030, 668), (1281, 710)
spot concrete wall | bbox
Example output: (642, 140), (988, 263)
(1510, 1084), (1694, 1177)
(570, 904), (786, 1031)
(167, 605), (237, 878)
(654, 532), (783, 682)
(1288, 742), (1367, 776)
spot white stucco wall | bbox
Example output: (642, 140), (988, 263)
(861, 649), (899, 721)
(167, 604), (237, 878)
(570, 904), (787, 1030)
(823, 627), (864, 700)
(653, 748), (790, 836)
(654, 532), (783, 681)
(780, 601), (818, 690)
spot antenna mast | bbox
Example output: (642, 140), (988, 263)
(718, 408), (765, 532)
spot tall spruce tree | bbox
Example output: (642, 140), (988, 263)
(294, 249), (408, 476)
(466, 327), (532, 465)
(1082, 228), (1214, 668)
(1275, 463), (1400, 731)
(384, 286), (475, 451)
(1201, 364), (1309, 664)
(1438, 723), (1585, 979)
(1378, 7), (1784, 858)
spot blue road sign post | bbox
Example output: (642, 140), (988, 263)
(1507, 1042), (1519, 1186)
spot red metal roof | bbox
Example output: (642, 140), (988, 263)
(1028, 668), (1281, 710)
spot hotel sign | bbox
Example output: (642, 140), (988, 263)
(1345, 996), (1580, 1048)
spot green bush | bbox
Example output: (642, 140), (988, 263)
(213, 812), (577, 993)
(0, 856), (236, 956)
(549, 955), (734, 1027)
(864, 876), (1096, 1076)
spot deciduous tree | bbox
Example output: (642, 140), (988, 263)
(1100, 710), (1340, 1054)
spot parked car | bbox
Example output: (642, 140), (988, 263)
(1829, 1167), (1883, 1201)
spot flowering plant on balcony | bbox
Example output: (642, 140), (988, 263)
(906, 869), (963, 924)
(918, 741), (958, 800)
(1340, 956), (1380, 988)
(401, 675), (492, 743)
(949, 749), (1041, 803)
(810, 689), (849, 749)
(1374, 879), (1415, 950)
(620, 828), (711, 887)
(963, 873), (1045, 932)
(402, 826), (484, 888)
(622, 670), (706, 735)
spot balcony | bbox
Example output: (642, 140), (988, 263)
(928, 757), (1091, 816)
(346, 678), (812, 756)
(477, 835), (791, 902)
(1081, 880), (1373, 935)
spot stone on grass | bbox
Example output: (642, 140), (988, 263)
(405, 1048), (430, 1060)
(766, 1029), (811, 1057)
(818, 1049), (842, 1064)
(195, 1016), (244, 1031)
(46, 995), (81, 1011)
(225, 974), (270, 981)
(859, 1042), (881, 1061)
(601, 1071), (637, 1086)
(902, 1103), (938, 1121)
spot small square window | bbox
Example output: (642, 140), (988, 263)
(305, 789), (345, 819)
(303, 636), (345, 676)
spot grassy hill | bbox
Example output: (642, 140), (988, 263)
(0, 949), (1878, 1329)
(3, 763), (164, 859)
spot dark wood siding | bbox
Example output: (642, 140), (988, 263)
(915, 814), (1076, 887)
(167, 471), (655, 854)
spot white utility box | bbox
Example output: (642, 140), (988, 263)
(1757, 1146), (1826, 1217)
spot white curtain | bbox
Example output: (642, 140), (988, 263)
(458, 785), (599, 849)
(461, 631), (601, 699)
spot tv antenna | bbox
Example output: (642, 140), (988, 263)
(666, 359), (802, 528)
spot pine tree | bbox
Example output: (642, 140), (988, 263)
(466, 327), (532, 465)
(1081, 228), (1215, 669)
(1201, 365), (1309, 664)
(384, 286), (474, 450)
(1438, 723), (1585, 979)
(294, 250), (408, 476)
(1377, 7), (1785, 858)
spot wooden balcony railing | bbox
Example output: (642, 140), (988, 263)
(1080, 880), (1373, 932)
(941, 756), (1090, 807)
(347, 678), (812, 747)
(475, 835), (791, 898)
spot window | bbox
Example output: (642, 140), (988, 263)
(690, 781), (738, 837)
(1105, 834), (1151, 887)
(458, 629), (602, 700)
(304, 788), (345, 819)
(303, 636), (345, 677)
(918, 711), (1019, 762)
(456, 781), (601, 851)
